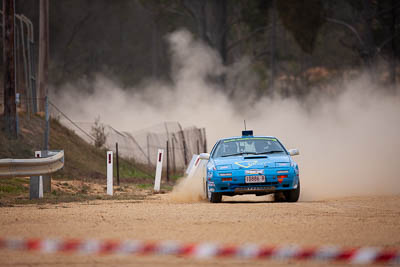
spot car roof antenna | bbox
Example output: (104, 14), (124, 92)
(244, 120), (247, 131)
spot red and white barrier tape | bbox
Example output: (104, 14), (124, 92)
(0, 237), (399, 264)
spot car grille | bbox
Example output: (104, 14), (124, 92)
(236, 182), (279, 186)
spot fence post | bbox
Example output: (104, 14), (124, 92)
(44, 96), (49, 150)
(179, 130), (188, 166)
(154, 149), (164, 192)
(166, 140), (170, 182)
(202, 128), (207, 152)
(25, 16), (37, 114)
(172, 135), (176, 174)
(107, 151), (113, 195)
(116, 142), (120, 186)
(3, 0), (18, 139)
(19, 15), (30, 115)
(177, 123), (188, 166)
(38, 0), (49, 112)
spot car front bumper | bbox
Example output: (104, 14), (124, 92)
(208, 174), (299, 195)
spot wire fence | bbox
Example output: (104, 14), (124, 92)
(47, 101), (206, 172)
(1, 92), (207, 173)
(56, 119), (206, 171)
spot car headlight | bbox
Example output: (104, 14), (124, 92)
(276, 162), (290, 167)
(207, 162), (216, 171)
(217, 164), (232, 170)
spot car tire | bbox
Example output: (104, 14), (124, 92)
(283, 180), (300, 202)
(273, 192), (285, 202)
(206, 182), (222, 203)
(210, 192), (222, 203)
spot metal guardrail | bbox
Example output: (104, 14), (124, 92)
(0, 150), (64, 177)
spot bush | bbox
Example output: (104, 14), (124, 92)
(91, 116), (107, 148)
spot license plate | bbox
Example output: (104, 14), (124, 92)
(245, 175), (265, 183)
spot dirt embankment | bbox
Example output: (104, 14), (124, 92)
(0, 113), (151, 180)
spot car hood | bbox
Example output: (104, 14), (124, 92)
(212, 154), (291, 170)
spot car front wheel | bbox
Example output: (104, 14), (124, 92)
(206, 182), (222, 203)
(283, 180), (300, 202)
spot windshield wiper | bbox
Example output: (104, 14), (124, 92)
(256, 150), (284, 154)
(221, 152), (257, 157)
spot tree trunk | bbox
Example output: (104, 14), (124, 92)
(390, 0), (397, 90)
(37, 0), (49, 112)
(206, 0), (227, 64)
(3, 0), (17, 138)
(151, 20), (158, 79)
(182, 0), (228, 89)
(360, 1), (377, 80)
(269, 0), (277, 93)
(182, 0), (227, 64)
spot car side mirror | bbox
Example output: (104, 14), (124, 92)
(288, 149), (299, 156)
(199, 153), (210, 160)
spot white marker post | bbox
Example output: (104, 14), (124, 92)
(187, 154), (200, 178)
(107, 151), (113, 196)
(35, 151), (43, 198)
(154, 149), (164, 192)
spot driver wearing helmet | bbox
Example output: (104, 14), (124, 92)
(224, 142), (237, 155)
(255, 140), (267, 153)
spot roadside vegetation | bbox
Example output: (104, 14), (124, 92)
(0, 113), (175, 205)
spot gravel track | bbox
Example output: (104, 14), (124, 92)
(0, 194), (399, 266)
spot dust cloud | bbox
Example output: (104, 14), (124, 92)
(53, 29), (400, 201)
(170, 173), (205, 203)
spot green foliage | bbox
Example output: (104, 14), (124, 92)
(0, 178), (28, 195)
(136, 183), (153, 189)
(118, 160), (152, 179)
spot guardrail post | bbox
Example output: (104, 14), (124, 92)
(38, 150), (51, 193)
(107, 151), (113, 196)
(30, 151), (43, 199)
(154, 149), (164, 192)
(29, 176), (42, 199)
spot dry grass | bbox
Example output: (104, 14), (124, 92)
(0, 112), (168, 205)
(0, 112), (152, 180)
(0, 178), (158, 206)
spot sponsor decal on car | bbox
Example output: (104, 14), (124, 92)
(217, 165), (231, 170)
(234, 161), (258, 168)
(223, 137), (277, 143)
(245, 169), (264, 175)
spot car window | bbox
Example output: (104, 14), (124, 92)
(212, 138), (286, 158)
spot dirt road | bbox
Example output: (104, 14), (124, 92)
(0, 194), (399, 266)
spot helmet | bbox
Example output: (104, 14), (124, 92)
(225, 142), (237, 154)
(255, 140), (266, 153)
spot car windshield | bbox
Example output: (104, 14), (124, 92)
(212, 137), (286, 158)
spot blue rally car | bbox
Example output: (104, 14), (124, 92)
(199, 130), (300, 203)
